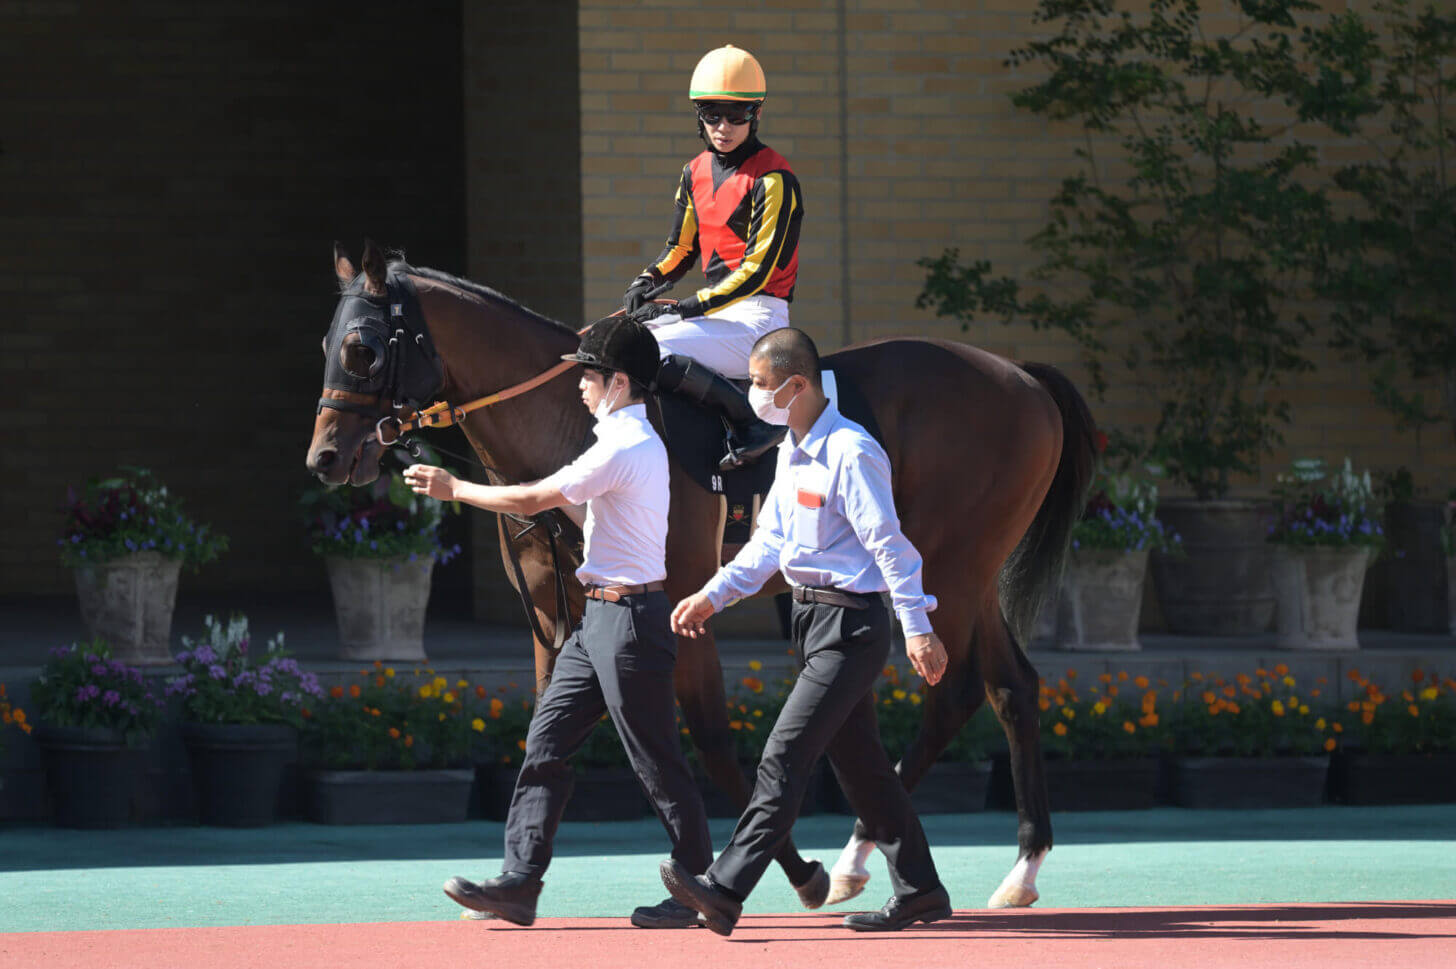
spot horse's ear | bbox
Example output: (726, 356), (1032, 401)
(361, 238), (388, 296)
(333, 241), (357, 286)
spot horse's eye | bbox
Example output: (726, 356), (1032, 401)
(340, 342), (378, 379)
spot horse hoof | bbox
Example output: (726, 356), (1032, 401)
(986, 883), (1039, 909)
(793, 861), (830, 909)
(460, 909), (498, 920)
(825, 873), (869, 906)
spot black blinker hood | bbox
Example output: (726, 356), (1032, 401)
(318, 269), (443, 418)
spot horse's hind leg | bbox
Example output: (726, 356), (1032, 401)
(826, 600), (984, 905)
(982, 616), (1052, 908)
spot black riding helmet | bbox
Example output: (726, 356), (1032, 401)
(561, 316), (660, 390)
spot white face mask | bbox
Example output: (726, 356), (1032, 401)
(593, 374), (625, 422)
(748, 377), (801, 426)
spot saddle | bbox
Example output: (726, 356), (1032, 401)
(653, 370), (882, 564)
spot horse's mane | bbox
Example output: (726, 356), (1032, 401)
(386, 258), (579, 340)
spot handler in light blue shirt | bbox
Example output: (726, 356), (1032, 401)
(664, 328), (951, 936)
(699, 392), (939, 638)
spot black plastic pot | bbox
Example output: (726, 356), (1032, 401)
(180, 722), (297, 827)
(33, 724), (144, 829)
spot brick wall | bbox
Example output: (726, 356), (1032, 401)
(576, 0), (1456, 496)
(0, 1), (468, 600)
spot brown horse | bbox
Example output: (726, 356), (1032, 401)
(306, 240), (1096, 909)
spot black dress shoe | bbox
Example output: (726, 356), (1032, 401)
(842, 885), (952, 932)
(793, 861), (830, 910)
(659, 859), (742, 937)
(630, 897), (700, 929)
(443, 872), (542, 926)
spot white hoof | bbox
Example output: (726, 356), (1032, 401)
(826, 873), (869, 906)
(986, 881), (1039, 908)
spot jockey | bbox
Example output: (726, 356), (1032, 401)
(624, 45), (804, 471)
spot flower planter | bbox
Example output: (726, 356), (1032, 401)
(307, 768), (474, 824)
(564, 767), (649, 822)
(324, 556), (433, 661)
(72, 551), (182, 665)
(32, 725), (144, 828)
(1169, 755), (1328, 808)
(1328, 752), (1456, 805)
(181, 722), (297, 827)
(1270, 546), (1373, 650)
(1150, 500), (1274, 635)
(1055, 549), (1150, 651)
(909, 760), (991, 815)
(1044, 757), (1159, 811)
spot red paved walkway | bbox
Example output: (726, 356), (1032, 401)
(4, 902), (1454, 969)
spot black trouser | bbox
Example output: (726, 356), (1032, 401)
(503, 592), (712, 879)
(709, 595), (940, 901)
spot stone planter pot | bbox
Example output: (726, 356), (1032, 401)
(909, 760), (991, 815)
(1384, 503), (1450, 632)
(1045, 757), (1159, 812)
(1270, 546), (1373, 651)
(324, 555), (433, 661)
(1055, 548), (1150, 651)
(72, 551), (182, 665)
(1151, 500), (1274, 635)
(181, 722), (297, 827)
(33, 725), (144, 828)
(1170, 755), (1328, 809)
(307, 768), (474, 824)
(1328, 751), (1456, 805)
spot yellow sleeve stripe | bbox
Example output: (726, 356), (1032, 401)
(695, 172), (792, 312)
(654, 181), (698, 279)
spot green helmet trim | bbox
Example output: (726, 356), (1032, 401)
(689, 89), (766, 100)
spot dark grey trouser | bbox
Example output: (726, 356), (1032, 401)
(503, 592), (712, 879)
(709, 596), (941, 900)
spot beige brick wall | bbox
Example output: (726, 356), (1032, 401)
(578, 0), (1456, 497)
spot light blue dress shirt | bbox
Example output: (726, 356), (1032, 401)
(701, 398), (938, 637)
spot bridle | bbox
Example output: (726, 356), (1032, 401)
(318, 269), (673, 653)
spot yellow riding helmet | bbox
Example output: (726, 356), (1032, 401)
(688, 45), (766, 102)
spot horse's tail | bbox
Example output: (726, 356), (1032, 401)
(998, 362), (1098, 651)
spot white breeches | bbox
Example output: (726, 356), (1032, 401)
(650, 294), (790, 379)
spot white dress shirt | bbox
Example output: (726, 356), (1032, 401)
(701, 398), (938, 636)
(541, 403), (669, 587)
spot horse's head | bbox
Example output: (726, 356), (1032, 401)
(305, 240), (442, 486)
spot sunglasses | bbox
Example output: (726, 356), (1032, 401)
(696, 103), (757, 126)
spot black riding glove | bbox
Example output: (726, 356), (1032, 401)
(623, 273), (659, 314)
(630, 301), (674, 324)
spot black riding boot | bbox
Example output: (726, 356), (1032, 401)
(655, 354), (787, 470)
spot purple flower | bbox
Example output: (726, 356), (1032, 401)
(102, 690), (121, 707)
(208, 664), (226, 680)
(193, 645), (217, 665)
(92, 663), (108, 677)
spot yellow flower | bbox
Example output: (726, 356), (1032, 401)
(1053, 722), (1067, 736)
(419, 685), (434, 699)
(1299, 705), (1309, 716)
(753, 709), (764, 717)
(471, 718), (485, 733)
(438, 712), (446, 722)
(749, 660), (762, 671)
(444, 692), (457, 704)
(1092, 701), (1107, 716)
(892, 689), (907, 701)
(1421, 687), (1439, 701)
(1271, 700), (1285, 716)
(385, 667), (395, 678)
(1316, 718), (1327, 730)
(1061, 706), (1075, 720)
(910, 694), (922, 706)
(457, 679), (469, 689)
(1282, 675), (1296, 688)
(433, 676), (448, 690)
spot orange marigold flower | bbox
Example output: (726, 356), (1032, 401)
(1274, 663), (1289, 677)
(1134, 676), (1150, 690)
(1222, 685), (1236, 698)
(1066, 669), (1078, 679)
(1412, 669), (1425, 683)
(1122, 721), (1135, 734)
(729, 720), (743, 730)
(517, 739), (526, 751)
(742, 677), (765, 694)
(1190, 672), (1204, 681)
(1117, 671), (1129, 682)
(1408, 704), (1420, 717)
(1310, 689), (1321, 698)
(1227, 701), (1240, 714)
(1402, 690), (1415, 703)
(1139, 713), (1159, 727)
(1324, 737), (1336, 752)
(1099, 673), (1113, 684)
(1053, 722), (1067, 736)
(1038, 697), (1051, 712)
(475, 685), (487, 699)
(375, 676), (386, 688)
(1107, 685), (1119, 697)
(329, 685), (344, 699)
(349, 684), (361, 699)
(1256, 668), (1270, 679)
(1361, 710), (1375, 725)
(1202, 691), (1217, 705)
(1236, 673), (1251, 686)
(404, 735), (414, 747)
(388, 727), (401, 739)
(1333, 722), (1343, 733)
(1347, 669), (1362, 682)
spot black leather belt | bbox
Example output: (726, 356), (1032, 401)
(791, 585), (872, 610)
(585, 581), (665, 603)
